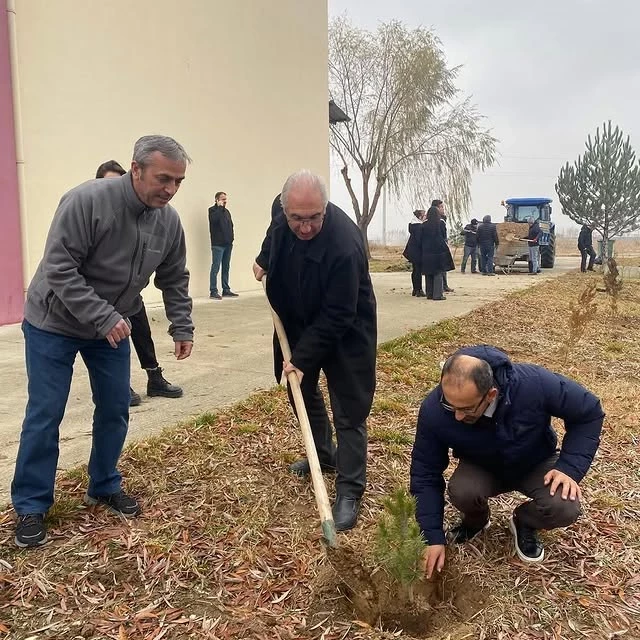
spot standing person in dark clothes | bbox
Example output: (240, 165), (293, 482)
(527, 216), (541, 275)
(460, 218), (478, 274)
(403, 209), (426, 296)
(476, 214), (499, 276)
(253, 170), (377, 532)
(411, 345), (603, 576)
(96, 161), (183, 404)
(421, 207), (455, 301)
(208, 192), (238, 300)
(432, 199), (454, 293)
(578, 224), (596, 272)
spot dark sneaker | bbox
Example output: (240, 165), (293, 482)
(147, 367), (183, 398)
(444, 287), (455, 293)
(448, 519), (490, 544)
(84, 491), (141, 517)
(289, 458), (336, 477)
(415, 291), (426, 298)
(509, 515), (544, 562)
(333, 496), (361, 531)
(210, 293), (222, 300)
(222, 290), (239, 298)
(15, 514), (47, 548)
(130, 387), (142, 407)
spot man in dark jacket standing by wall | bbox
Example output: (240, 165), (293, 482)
(208, 192), (238, 300)
(411, 345), (603, 577)
(12, 135), (194, 548)
(578, 224), (596, 272)
(460, 218), (478, 273)
(476, 215), (500, 275)
(253, 170), (377, 532)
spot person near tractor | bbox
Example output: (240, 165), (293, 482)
(410, 345), (603, 577)
(460, 218), (478, 273)
(12, 135), (194, 548)
(95, 161), (184, 406)
(420, 207), (455, 300)
(578, 224), (596, 272)
(526, 216), (541, 275)
(432, 199), (454, 293)
(403, 209), (426, 296)
(252, 170), (377, 532)
(476, 215), (499, 276)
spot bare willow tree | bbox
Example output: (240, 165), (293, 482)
(556, 121), (640, 261)
(329, 17), (497, 254)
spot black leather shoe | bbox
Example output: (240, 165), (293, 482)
(332, 496), (361, 531)
(509, 515), (544, 562)
(130, 387), (142, 407)
(289, 458), (336, 477)
(147, 367), (183, 398)
(448, 519), (490, 544)
(415, 291), (426, 298)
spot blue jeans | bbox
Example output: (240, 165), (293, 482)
(480, 244), (495, 273)
(11, 321), (130, 514)
(210, 244), (232, 295)
(529, 246), (540, 273)
(461, 245), (477, 272)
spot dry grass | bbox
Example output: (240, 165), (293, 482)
(1, 274), (640, 639)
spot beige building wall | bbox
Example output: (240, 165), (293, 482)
(12, 0), (328, 305)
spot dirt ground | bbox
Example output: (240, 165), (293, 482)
(0, 257), (577, 503)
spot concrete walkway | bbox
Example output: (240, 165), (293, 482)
(0, 257), (578, 502)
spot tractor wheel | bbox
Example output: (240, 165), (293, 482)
(540, 236), (555, 268)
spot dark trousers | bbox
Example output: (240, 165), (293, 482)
(480, 244), (495, 274)
(411, 261), (424, 293)
(461, 245), (477, 272)
(210, 244), (233, 295)
(12, 321), (130, 514)
(426, 272), (444, 299)
(129, 303), (158, 370)
(287, 373), (367, 498)
(447, 455), (581, 531)
(580, 246), (596, 272)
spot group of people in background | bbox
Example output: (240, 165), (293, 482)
(403, 200), (455, 300)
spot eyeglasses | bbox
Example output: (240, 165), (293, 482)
(440, 390), (490, 416)
(285, 212), (325, 226)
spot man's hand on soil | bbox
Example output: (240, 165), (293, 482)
(174, 341), (193, 361)
(106, 319), (131, 348)
(283, 361), (304, 383)
(422, 544), (446, 579)
(544, 469), (582, 501)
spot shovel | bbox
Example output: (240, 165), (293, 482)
(262, 278), (338, 548)
(504, 232), (536, 243)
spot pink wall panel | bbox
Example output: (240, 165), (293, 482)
(0, 5), (24, 325)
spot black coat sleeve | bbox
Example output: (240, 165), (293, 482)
(410, 396), (450, 545)
(208, 207), (216, 245)
(539, 368), (604, 482)
(290, 252), (360, 373)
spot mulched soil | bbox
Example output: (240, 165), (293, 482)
(1, 272), (639, 639)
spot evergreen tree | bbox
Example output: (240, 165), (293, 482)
(555, 121), (640, 260)
(375, 488), (426, 600)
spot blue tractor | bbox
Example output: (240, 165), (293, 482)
(503, 197), (556, 268)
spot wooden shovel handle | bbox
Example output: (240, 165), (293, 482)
(262, 278), (338, 548)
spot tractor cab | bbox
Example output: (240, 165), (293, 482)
(502, 197), (556, 268)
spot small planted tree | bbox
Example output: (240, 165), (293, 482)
(561, 283), (598, 363)
(375, 488), (426, 602)
(555, 121), (640, 262)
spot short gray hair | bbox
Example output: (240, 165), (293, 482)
(133, 135), (192, 167)
(281, 170), (328, 212)
(482, 214), (492, 223)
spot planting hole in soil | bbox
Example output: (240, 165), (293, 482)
(316, 544), (488, 638)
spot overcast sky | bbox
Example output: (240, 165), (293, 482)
(328, 0), (640, 238)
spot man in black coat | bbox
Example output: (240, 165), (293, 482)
(432, 199), (454, 292)
(403, 209), (426, 296)
(208, 192), (238, 300)
(578, 224), (596, 272)
(253, 170), (377, 531)
(476, 215), (500, 276)
(461, 218), (478, 273)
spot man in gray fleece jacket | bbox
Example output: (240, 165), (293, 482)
(12, 135), (194, 548)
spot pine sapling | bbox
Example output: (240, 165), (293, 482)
(375, 488), (427, 602)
